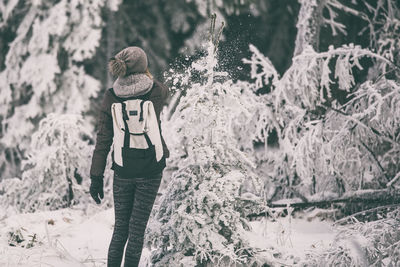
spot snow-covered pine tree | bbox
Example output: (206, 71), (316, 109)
(146, 19), (264, 266)
(0, 0), (121, 178)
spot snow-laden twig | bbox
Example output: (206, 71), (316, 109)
(387, 172), (400, 187)
(322, 103), (400, 147)
(242, 44), (280, 91)
(52, 239), (85, 266)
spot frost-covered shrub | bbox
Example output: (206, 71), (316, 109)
(238, 0), (400, 202)
(0, 114), (112, 213)
(147, 41), (262, 266)
(284, 78), (400, 194)
(330, 79), (400, 187)
(300, 208), (400, 266)
(243, 41), (400, 201)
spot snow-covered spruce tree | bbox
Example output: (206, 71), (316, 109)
(0, 0), (121, 178)
(243, 0), (400, 202)
(146, 26), (265, 266)
(0, 113), (111, 215)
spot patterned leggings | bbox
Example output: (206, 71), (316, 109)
(107, 172), (162, 267)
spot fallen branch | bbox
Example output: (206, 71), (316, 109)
(333, 203), (400, 225)
(247, 188), (400, 219)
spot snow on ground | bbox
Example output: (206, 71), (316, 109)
(0, 208), (150, 267)
(0, 208), (335, 266)
(247, 216), (336, 264)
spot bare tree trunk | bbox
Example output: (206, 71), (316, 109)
(106, 9), (116, 88)
(293, 0), (325, 56)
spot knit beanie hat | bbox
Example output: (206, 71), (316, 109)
(108, 46), (148, 77)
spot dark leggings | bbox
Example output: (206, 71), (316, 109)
(108, 172), (162, 267)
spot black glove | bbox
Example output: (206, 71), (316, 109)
(90, 176), (104, 204)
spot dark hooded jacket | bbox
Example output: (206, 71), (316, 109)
(90, 75), (169, 179)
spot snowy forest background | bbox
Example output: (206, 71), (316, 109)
(0, 0), (400, 266)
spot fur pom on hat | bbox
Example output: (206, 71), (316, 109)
(108, 57), (127, 77)
(109, 46), (148, 77)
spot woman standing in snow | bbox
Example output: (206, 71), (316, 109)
(89, 46), (169, 267)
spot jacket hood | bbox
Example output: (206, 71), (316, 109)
(113, 73), (153, 98)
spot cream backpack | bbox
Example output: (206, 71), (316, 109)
(111, 98), (164, 177)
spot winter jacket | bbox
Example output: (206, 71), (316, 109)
(90, 78), (170, 179)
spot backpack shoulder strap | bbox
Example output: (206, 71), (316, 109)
(121, 102), (130, 148)
(139, 100), (145, 122)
